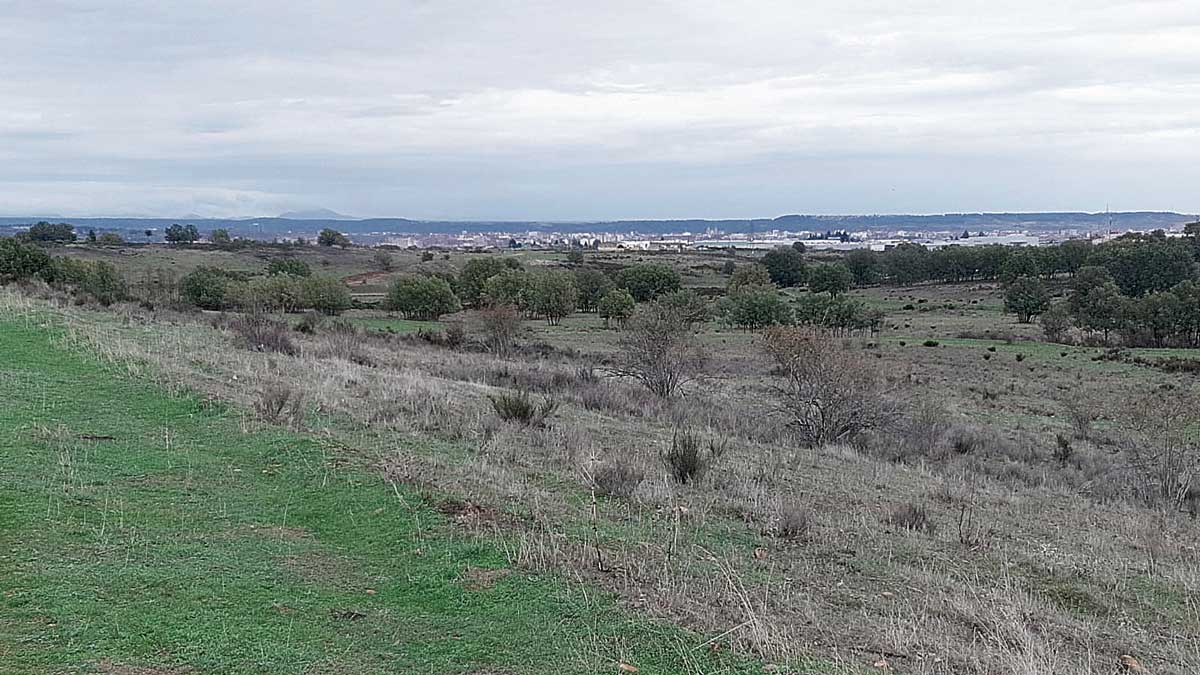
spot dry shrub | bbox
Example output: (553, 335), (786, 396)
(592, 462), (644, 498)
(887, 501), (935, 534)
(488, 389), (558, 427)
(294, 311), (323, 334)
(1059, 388), (1103, 440)
(773, 502), (812, 540)
(1121, 389), (1200, 512)
(254, 381), (304, 426)
(904, 398), (951, 457)
(662, 428), (727, 484)
(763, 327), (902, 447)
(227, 314), (296, 354)
(475, 306), (521, 355)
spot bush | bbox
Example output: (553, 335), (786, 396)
(592, 462), (644, 499)
(761, 247), (806, 287)
(488, 390), (558, 427)
(317, 228), (350, 247)
(923, 340), (939, 347)
(661, 428), (727, 484)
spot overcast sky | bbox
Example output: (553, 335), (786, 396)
(1, 1), (1198, 220)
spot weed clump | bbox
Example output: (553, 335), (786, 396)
(662, 428), (727, 484)
(254, 382), (304, 426)
(228, 314), (296, 354)
(592, 462), (645, 498)
(488, 390), (558, 427)
(887, 502), (935, 534)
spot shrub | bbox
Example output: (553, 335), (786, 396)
(1053, 434), (1074, 465)
(227, 315), (297, 354)
(720, 285), (792, 329)
(808, 262), (852, 297)
(1040, 302), (1072, 343)
(592, 462), (644, 499)
(764, 327), (901, 447)
(887, 502), (935, 533)
(661, 428), (727, 484)
(295, 311), (324, 334)
(922, 340), (939, 347)
(761, 247), (806, 287)
(488, 390), (558, 427)
(727, 264), (772, 293)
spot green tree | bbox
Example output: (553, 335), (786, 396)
(999, 249), (1041, 283)
(598, 288), (635, 328)
(267, 258), (312, 277)
(483, 269), (530, 311)
(881, 243), (929, 285)
(1059, 239), (1093, 276)
(616, 263), (681, 302)
(656, 289), (710, 327)
(727, 264), (772, 293)
(1004, 277), (1050, 323)
(1040, 303), (1072, 343)
(384, 275), (461, 320)
(458, 257), (508, 307)
(27, 222), (76, 243)
(722, 286), (793, 329)
(1088, 235), (1195, 297)
(317, 228), (350, 247)
(164, 223), (200, 243)
(844, 249), (880, 286)
(210, 229), (233, 246)
(808, 262), (852, 297)
(1067, 266), (1123, 342)
(526, 270), (577, 325)
(574, 269), (613, 313)
(761, 247), (806, 287)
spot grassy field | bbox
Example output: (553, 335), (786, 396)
(0, 316), (768, 675)
(9, 245), (1200, 675)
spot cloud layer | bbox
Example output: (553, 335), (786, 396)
(2, 0), (1198, 218)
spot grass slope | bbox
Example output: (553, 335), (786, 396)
(0, 319), (759, 675)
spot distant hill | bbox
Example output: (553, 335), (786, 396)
(277, 208), (356, 220)
(0, 211), (1196, 239)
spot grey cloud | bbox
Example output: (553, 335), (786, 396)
(0, 0), (1197, 218)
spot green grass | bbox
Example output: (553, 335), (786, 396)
(0, 318), (764, 675)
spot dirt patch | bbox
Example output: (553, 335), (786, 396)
(96, 659), (196, 675)
(461, 565), (512, 591)
(342, 271), (393, 287)
(435, 497), (521, 529)
(279, 550), (366, 587)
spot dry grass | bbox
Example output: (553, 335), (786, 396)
(7, 285), (1200, 675)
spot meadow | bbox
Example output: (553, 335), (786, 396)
(3, 241), (1199, 674)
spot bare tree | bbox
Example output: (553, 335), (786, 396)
(610, 302), (707, 398)
(763, 327), (901, 447)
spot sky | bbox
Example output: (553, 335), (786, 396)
(1, 0), (1199, 220)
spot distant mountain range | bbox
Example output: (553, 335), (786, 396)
(0, 211), (1196, 238)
